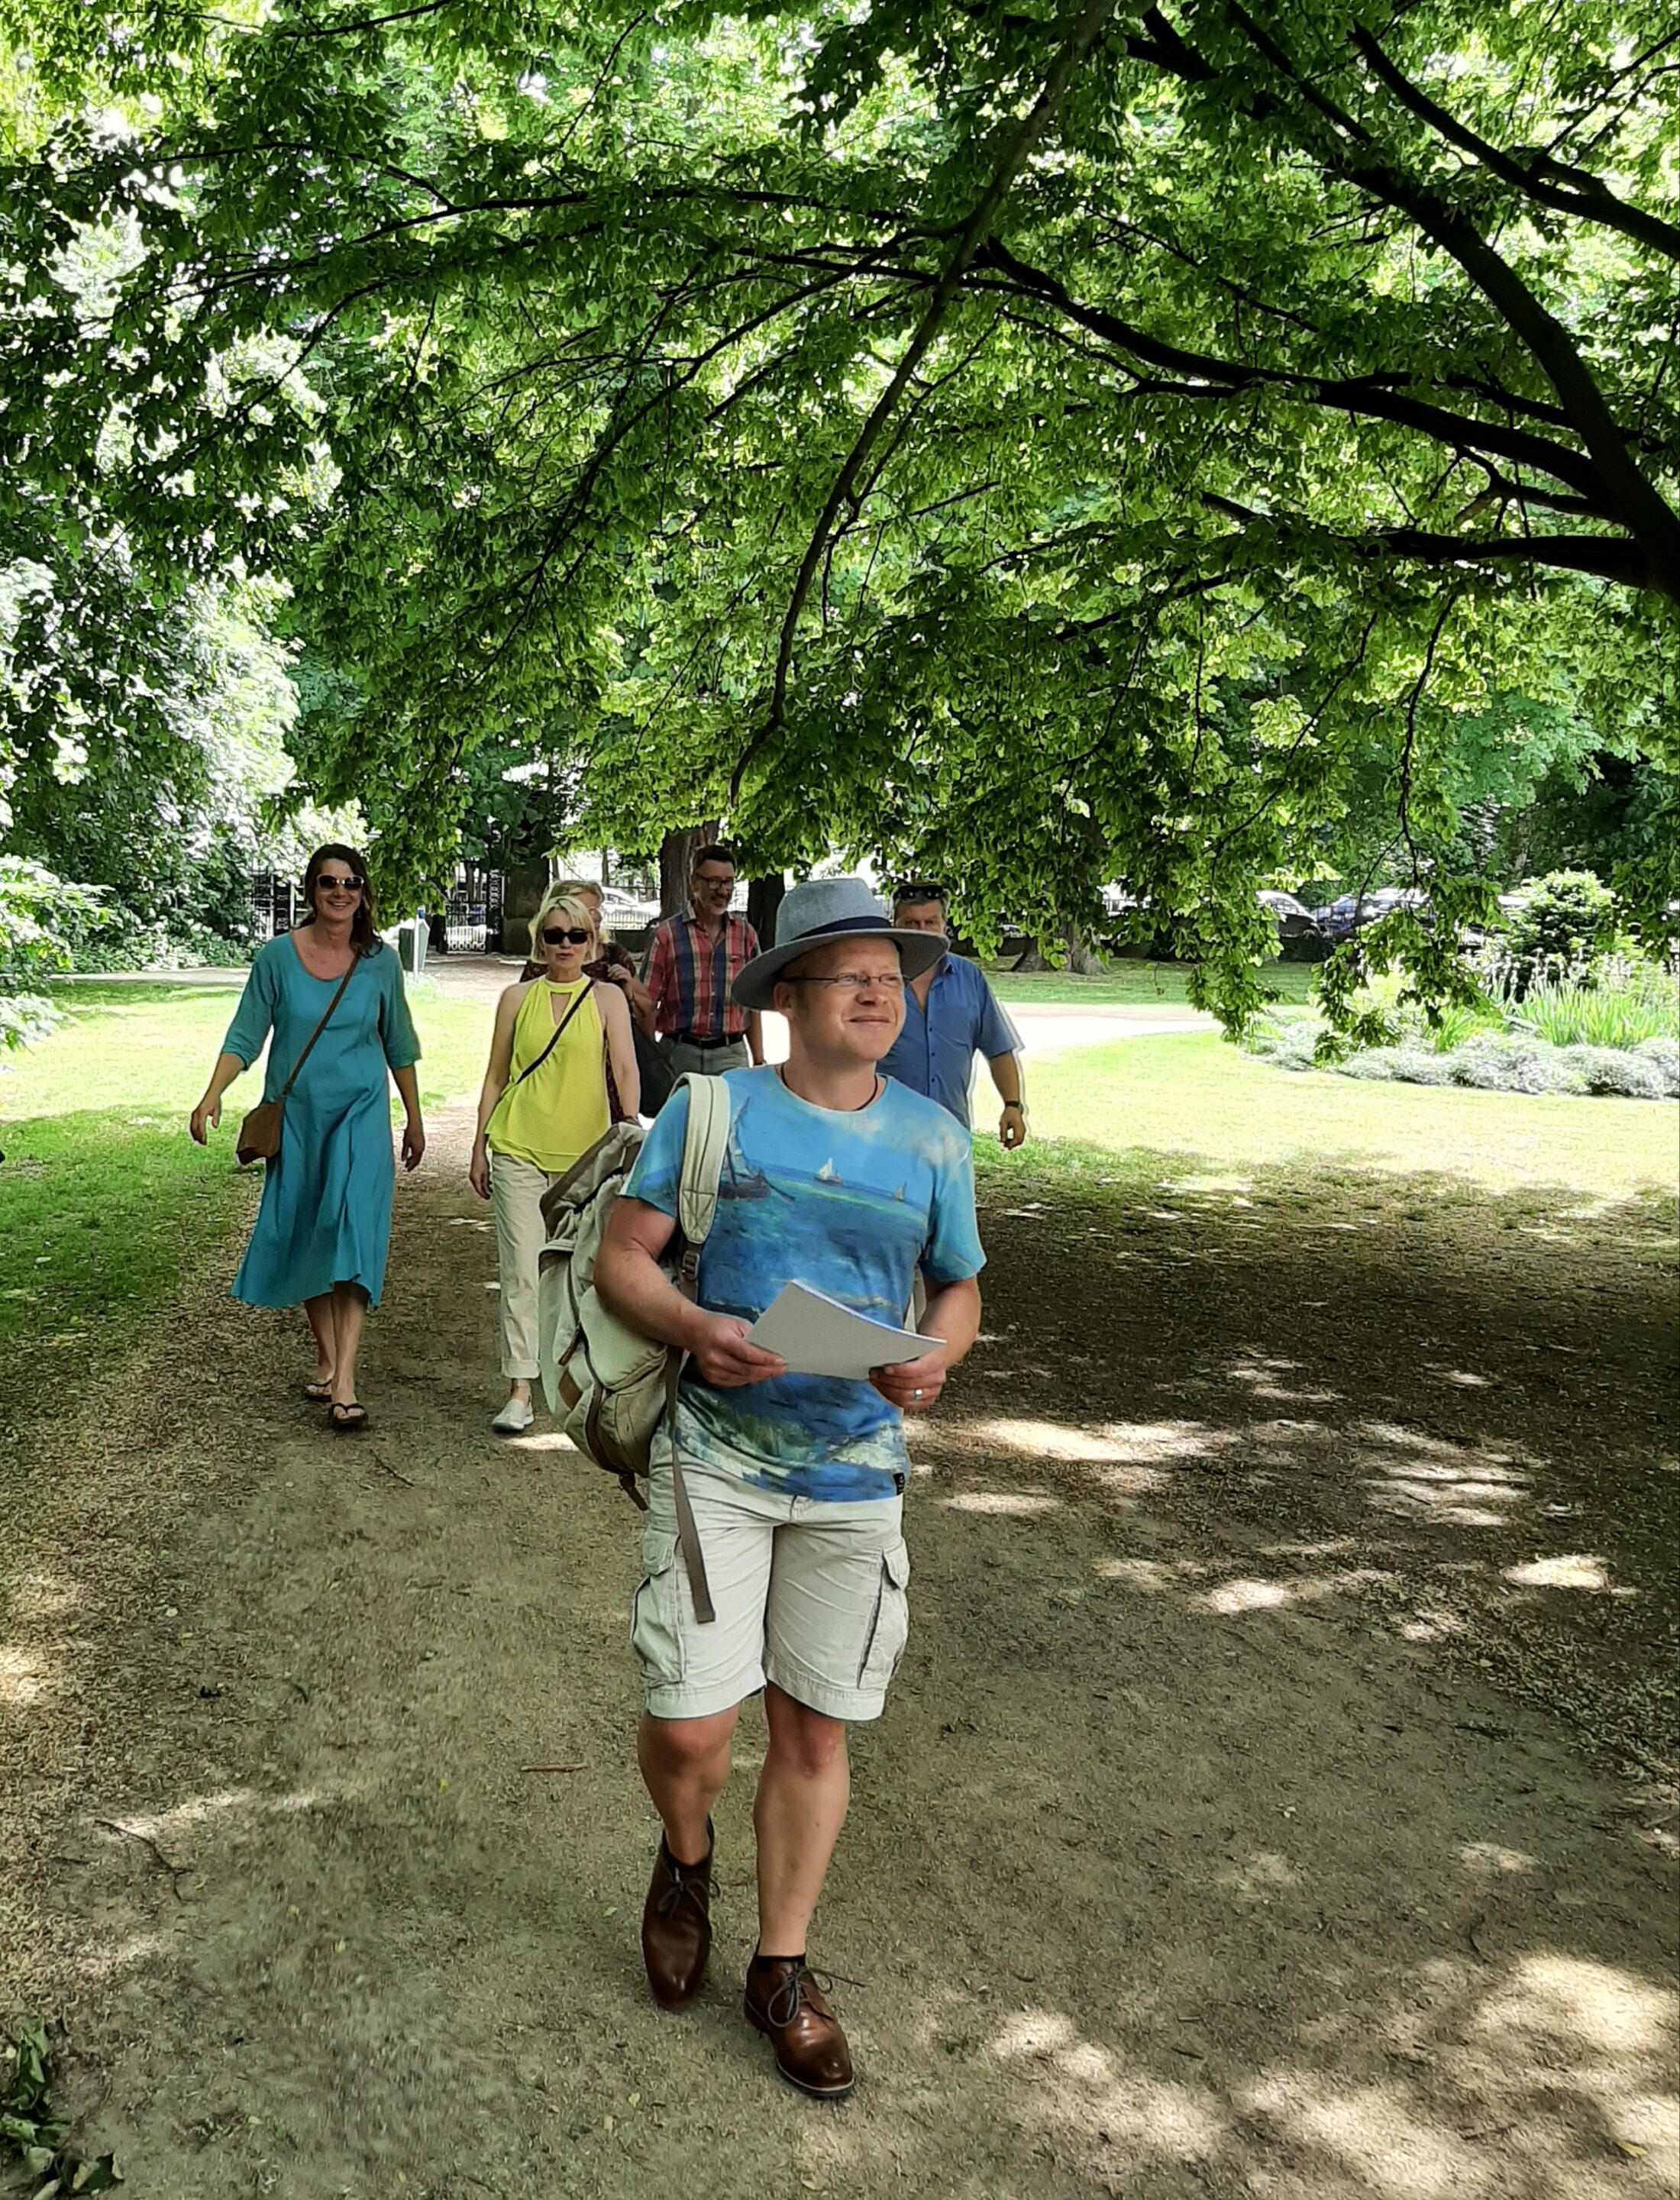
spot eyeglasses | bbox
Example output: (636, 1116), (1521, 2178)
(541, 926), (592, 946)
(316, 875), (364, 893)
(783, 971), (905, 992)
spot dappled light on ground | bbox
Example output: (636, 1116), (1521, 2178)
(2, 1111), (1674, 2196)
(1505, 1556), (1619, 1594)
(941, 1491), (1059, 1517)
(1197, 1568), (1396, 1616)
(0, 1643), (54, 1707)
(991, 2007), (1229, 2157)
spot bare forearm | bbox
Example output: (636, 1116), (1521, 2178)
(920, 1278), (982, 1364)
(473, 1074), (506, 1146)
(987, 1052), (1023, 1107)
(596, 1240), (705, 1352)
(202, 1051), (247, 1105)
(393, 1064), (422, 1121)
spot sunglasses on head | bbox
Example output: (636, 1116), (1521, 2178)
(541, 925), (592, 946)
(316, 874), (364, 893)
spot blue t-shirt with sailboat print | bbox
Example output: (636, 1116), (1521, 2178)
(623, 1064), (986, 1500)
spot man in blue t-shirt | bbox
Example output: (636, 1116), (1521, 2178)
(596, 877), (984, 2100)
(877, 884), (1028, 1148)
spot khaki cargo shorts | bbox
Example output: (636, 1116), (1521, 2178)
(631, 1455), (909, 1723)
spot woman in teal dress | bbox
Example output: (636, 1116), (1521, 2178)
(190, 846), (425, 1432)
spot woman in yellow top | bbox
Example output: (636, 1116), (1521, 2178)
(470, 886), (640, 1433)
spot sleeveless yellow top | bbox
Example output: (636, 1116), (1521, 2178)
(486, 979), (609, 1173)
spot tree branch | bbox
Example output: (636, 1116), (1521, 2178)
(1201, 493), (1658, 589)
(1214, 0), (1680, 600)
(1349, 24), (1680, 264)
(975, 241), (1611, 503)
(731, 0), (1123, 801)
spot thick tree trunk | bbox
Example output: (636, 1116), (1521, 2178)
(657, 822), (721, 917)
(745, 872), (787, 946)
(1013, 923), (1107, 974)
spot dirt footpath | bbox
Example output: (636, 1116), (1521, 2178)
(2, 1111), (1675, 2199)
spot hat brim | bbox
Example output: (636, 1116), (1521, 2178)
(732, 926), (945, 1012)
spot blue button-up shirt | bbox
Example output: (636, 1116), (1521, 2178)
(880, 953), (1023, 1129)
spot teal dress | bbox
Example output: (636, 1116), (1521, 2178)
(221, 934), (422, 1310)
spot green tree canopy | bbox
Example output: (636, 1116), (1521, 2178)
(4, 0), (1676, 1017)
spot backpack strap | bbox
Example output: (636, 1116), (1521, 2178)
(674, 1071), (732, 1247)
(664, 1071), (735, 1627)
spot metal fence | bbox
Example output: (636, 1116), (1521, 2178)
(245, 865), (505, 951)
(436, 864), (504, 953)
(247, 872), (301, 938)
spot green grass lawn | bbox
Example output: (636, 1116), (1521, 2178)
(5, 987), (1671, 1394)
(981, 959), (1319, 1007)
(0, 980), (496, 1392)
(997, 1031), (1678, 1205)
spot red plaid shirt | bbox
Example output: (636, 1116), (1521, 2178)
(643, 910), (760, 1040)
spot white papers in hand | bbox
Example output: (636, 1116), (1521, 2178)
(748, 1281), (926, 1381)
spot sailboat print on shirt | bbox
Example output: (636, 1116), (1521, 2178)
(718, 1101), (794, 1203)
(816, 1159), (841, 1184)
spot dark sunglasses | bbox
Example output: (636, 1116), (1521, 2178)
(541, 925), (592, 946)
(316, 874), (364, 893)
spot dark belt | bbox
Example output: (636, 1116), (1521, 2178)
(674, 1031), (741, 1049)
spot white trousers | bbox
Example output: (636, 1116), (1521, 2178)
(489, 1150), (562, 1379)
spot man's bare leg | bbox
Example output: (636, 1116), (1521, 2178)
(638, 1706), (738, 2011)
(639, 1706), (738, 1864)
(753, 1684), (849, 1954)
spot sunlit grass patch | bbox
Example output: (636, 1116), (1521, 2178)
(990, 1032), (1679, 1204)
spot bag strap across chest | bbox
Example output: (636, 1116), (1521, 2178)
(509, 980), (596, 1093)
(277, 954), (359, 1100)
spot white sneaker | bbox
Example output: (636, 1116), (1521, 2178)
(491, 1394), (535, 1435)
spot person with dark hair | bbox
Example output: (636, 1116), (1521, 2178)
(641, 844), (764, 1077)
(189, 845), (425, 1431)
(879, 884), (1028, 1149)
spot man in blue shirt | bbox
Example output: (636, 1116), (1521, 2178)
(879, 884), (1029, 1148)
(596, 877), (984, 2100)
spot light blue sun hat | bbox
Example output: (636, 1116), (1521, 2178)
(730, 876), (945, 1011)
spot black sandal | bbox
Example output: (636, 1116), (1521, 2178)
(328, 1401), (369, 1433)
(303, 1380), (334, 1404)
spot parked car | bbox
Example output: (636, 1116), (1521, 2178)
(1257, 890), (1323, 941)
(595, 885), (661, 929)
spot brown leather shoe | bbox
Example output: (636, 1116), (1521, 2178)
(743, 1955), (855, 2098)
(640, 1825), (714, 2011)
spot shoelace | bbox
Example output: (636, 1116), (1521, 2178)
(655, 1856), (716, 1921)
(759, 1962), (864, 2030)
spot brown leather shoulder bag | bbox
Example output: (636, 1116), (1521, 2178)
(235, 955), (360, 1168)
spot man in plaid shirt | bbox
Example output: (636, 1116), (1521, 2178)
(642, 845), (765, 1077)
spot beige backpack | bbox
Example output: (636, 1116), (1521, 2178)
(536, 1074), (732, 1614)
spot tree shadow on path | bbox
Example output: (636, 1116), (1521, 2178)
(0, 1116), (1674, 2198)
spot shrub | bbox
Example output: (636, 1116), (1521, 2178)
(1339, 1047), (1397, 1081)
(1564, 1046), (1673, 1100)
(1633, 1038), (1680, 1095)
(1503, 870), (1619, 987)
(1246, 1014), (1324, 1071)
(0, 858), (108, 1052)
(1447, 1035), (1586, 1096)
(1385, 1045), (1457, 1087)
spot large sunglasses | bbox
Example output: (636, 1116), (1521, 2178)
(316, 874), (364, 893)
(541, 925), (592, 946)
